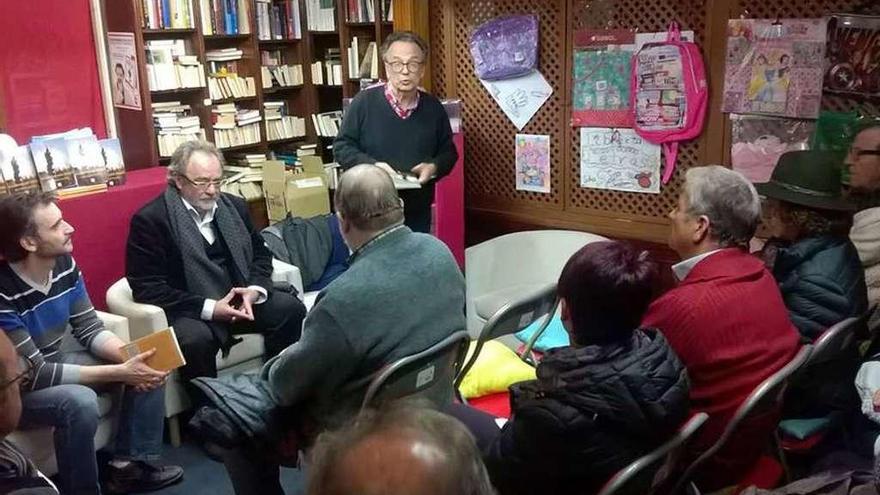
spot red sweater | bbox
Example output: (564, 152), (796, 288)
(643, 248), (799, 464)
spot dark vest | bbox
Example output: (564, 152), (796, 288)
(203, 220), (244, 291)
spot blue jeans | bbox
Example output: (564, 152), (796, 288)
(18, 351), (166, 495)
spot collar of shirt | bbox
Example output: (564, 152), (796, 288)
(671, 249), (723, 282)
(384, 82), (420, 119)
(181, 197), (218, 244)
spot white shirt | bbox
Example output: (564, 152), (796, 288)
(180, 197), (267, 320)
(671, 249), (722, 282)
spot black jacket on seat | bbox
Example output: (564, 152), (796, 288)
(484, 328), (690, 495)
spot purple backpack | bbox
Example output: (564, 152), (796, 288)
(470, 15), (539, 80)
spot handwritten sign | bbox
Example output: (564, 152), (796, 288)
(580, 128), (661, 194)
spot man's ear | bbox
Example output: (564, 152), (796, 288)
(336, 212), (350, 234)
(19, 234), (38, 255)
(693, 215), (711, 244)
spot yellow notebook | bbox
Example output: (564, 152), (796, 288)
(121, 327), (186, 372)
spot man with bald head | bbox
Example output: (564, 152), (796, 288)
(222, 164), (466, 494)
(848, 125), (880, 308)
(306, 402), (494, 495)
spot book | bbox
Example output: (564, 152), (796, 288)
(30, 139), (77, 190)
(121, 327), (186, 372)
(98, 139), (127, 187)
(65, 136), (108, 186)
(391, 171), (421, 190)
(0, 145), (41, 195)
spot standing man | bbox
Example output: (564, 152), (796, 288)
(0, 193), (183, 494)
(642, 166), (799, 491)
(126, 141), (306, 382)
(847, 125), (880, 309)
(333, 31), (458, 233)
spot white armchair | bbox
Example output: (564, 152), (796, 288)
(7, 312), (130, 476)
(465, 230), (608, 337)
(105, 259), (305, 446)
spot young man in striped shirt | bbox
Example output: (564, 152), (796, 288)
(0, 193), (183, 494)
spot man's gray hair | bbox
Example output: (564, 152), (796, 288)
(379, 31), (429, 60)
(306, 400), (496, 495)
(334, 164), (404, 232)
(167, 140), (224, 181)
(684, 165), (761, 247)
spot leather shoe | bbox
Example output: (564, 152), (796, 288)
(104, 461), (184, 494)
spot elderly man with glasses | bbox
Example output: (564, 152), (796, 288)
(847, 126), (880, 310)
(126, 140), (306, 382)
(333, 31), (458, 234)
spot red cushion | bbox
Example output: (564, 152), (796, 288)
(469, 391), (512, 419)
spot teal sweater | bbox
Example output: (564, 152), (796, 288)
(264, 226), (465, 426)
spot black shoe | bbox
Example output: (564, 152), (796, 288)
(104, 461), (184, 494)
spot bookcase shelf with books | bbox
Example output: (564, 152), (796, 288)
(103, 0), (398, 170)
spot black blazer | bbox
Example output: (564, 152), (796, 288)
(125, 192), (273, 321)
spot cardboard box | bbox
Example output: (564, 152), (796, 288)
(262, 157), (330, 222)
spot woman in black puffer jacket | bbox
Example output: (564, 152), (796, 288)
(453, 241), (690, 495)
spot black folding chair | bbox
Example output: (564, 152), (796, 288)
(454, 283), (557, 397)
(597, 412), (709, 495)
(671, 345), (813, 494)
(360, 330), (471, 411)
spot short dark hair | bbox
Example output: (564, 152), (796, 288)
(0, 192), (57, 262)
(379, 31), (429, 61)
(307, 400), (494, 495)
(557, 241), (656, 344)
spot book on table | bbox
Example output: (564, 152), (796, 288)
(121, 327), (186, 372)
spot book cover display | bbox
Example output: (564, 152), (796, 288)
(723, 18), (826, 118)
(30, 139), (77, 190)
(66, 137), (109, 186)
(0, 136), (41, 196)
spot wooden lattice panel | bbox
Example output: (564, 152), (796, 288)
(567, 0), (707, 221)
(429, 0), (449, 98)
(455, 0), (566, 206)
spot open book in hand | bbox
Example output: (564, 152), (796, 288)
(121, 327), (186, 372)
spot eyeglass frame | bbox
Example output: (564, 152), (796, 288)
(1, 355), (35, 391)
(178, 174), (226, 190)
(384, 59), (425, 74)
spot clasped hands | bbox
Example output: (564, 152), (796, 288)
(213, 287), (260, 323)
(375, 162), (437, 185)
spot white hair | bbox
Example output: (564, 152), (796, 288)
(684, 166), (761, 247)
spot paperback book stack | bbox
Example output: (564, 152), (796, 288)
(310, 110), (343, 137)
(213, 105), (262, 149)
(260, 50), (303, 88)
(264, 101), (306, 141)
(153, 101), (206, 157)
(145, 39), (206, 91)
(221, 152), (266, 200)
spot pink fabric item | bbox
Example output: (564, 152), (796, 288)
(384, 82), (420, 119)
(434, 133), (464, 267)
(61, 167), (168, 310)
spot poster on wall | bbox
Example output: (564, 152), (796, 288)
(515, 134), (551, 193)
(571, 29), (634, 128)
(579, 127), (661, 194)
(730, 114), (815, 183)
(107, 32), (142, 111)
(722, 19), (826, 119)
(480, 70), (553, 130)
(824, 14), (880, 97)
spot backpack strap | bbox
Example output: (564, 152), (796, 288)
(667, 21), (681, 42)
(661, 142), (678, 184)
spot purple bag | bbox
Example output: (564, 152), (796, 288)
(470, 15), (539, 80)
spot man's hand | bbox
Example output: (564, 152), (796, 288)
(213, 289), (254, 323)
(230, 287), (261, 321)
(374, 162), (397, 177)
(116, 349), (168, 388)
(410, 162), (437, 184)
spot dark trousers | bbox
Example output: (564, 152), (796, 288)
(404, 205), (432, 234)
(171, 290), (306, 381)
(223, 446), (284, 495)
(445, 403), (502, 453)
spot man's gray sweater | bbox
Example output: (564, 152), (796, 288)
(264, 225), (465, 427)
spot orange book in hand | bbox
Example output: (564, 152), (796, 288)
(121, 327), (186, 372)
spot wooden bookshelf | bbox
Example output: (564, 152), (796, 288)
(102, 0), (399, 169)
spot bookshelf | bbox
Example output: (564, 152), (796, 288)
(102, 0), (398, 169)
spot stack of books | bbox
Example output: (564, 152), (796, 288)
(207, 57), (257, 100)
(311, 110), (343, 137)
(324, 48), (343, 86)
(264, 102), (306, 141)
(212, 104), (262, 149)
(260, 50), (303, 87)
(347, 37), (379, 80)
(255, 0), (301, 40)
(304, 0), (336, 31)
(153, 101), (206, 157)
(141, 0), (195, 29)
(222, 153), (266, 200)
(145, 40), (206, 91)
(199, 0), (251, 35)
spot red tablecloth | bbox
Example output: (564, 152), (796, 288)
(62, 167), (167, 310)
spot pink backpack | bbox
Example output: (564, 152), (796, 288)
(630, 22), (708, 184)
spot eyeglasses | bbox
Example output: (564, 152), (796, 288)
(1, 356), (34, 391)
(384, 60), (424, 74)
(848, 146), (880, 159)
(179, 175), (226, 190)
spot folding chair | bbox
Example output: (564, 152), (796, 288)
(597, 412), (709, 495)
(671, 345), (813, 494)
(454, 282), (558, 398)
(360, 330), (471, 411)
(778, 316), (867, 470)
